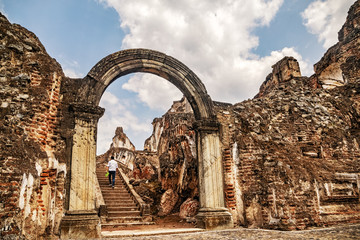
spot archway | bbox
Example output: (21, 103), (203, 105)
(61, 49), (233, 238)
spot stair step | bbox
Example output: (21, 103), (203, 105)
(105, 205), (138, 209)
(108, 211), (141, 217)
(103, 195), (133, 199)
(107, 206), (139, 211)
(98, 180), (126, 183)
(105, 202), (135, 206)
(99, 186), (128, 189)
(104, 198), (135, 201)
(102, 192), (132, 195)
(106, 216), (144, 223)
(105, 201), (136, 205)
(105, 199), (135, 203)
(101, 188), (129, 192)
(106, 200), (136, 206)
(106, 202), (137, 207)
(101, 221), (155, 228)
(103, 196), (134, 199)
(101, 192), (130, 195)
(101, 188), (129, 191)
(99, 183), (127, 186)
(97, 167), (150, 226)
(104, 199), (136, 202)
(99, 184), (127, 187)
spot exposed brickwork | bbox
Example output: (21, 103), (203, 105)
(218, 77), (360, 230)
(312, 1), (360, 89)
(223, 148), (237, 223)
(0, 13), (66, 239)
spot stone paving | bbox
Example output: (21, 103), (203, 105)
(103, 224), (360, 240)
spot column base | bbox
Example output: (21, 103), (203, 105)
(60, 210), (100, 239)
(196, 207), (233, 230)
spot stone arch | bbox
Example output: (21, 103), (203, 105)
(61, 49), (232, 239)
(78, 48), (215, 121)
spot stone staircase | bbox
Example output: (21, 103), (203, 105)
(96, 166), (153, 228)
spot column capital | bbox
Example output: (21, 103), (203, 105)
(70, 103), (105, 121)
(193, 119), (220, 132)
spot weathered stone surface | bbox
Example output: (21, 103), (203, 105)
(221, 75), (360, 229)
(179, 198), (199, 220)
(158, 189), (179, 216)
(59, 210), (101, 239)
(97, 126), (136, 171)
(107, 98), (198, 216)
(312, 0), (360, 89)
(256, 56), (302, 98)
(0, 12), (66, 239)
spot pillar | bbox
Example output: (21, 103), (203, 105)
(60, 103), (104, 239)
(194, 120), (233, 229)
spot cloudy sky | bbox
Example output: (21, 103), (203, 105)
(1, 0), (356, 153)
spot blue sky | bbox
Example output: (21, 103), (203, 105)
(0, 0), (356, 153)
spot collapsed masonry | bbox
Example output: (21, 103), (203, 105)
(0, 1), (359, 239)
(96, 98), (198, 218)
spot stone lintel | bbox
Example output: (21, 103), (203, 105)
(193, 119), (220, 132)
(196, 207), (233, 230)
(60, 210), (100, 239)
(70, 102), (105, 121)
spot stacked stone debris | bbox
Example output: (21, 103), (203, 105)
(217, 76), (360, 229)
(131, 97), (198, 216)
(96, 97), (198, 218)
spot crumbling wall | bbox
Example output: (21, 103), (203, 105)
(218, 1), (360, 228)
(0, 13), (67, 239)
(256, 56), (302, 98)
(225, 78), (360, 229)
(311, 0), (360, 89)
(122, 98), (199, 217)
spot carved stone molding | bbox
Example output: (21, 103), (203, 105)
(70, 103), (105, 122)
(193, 119), (220, 132)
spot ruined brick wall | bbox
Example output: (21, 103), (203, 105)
(0, 13), (67, 239)
(312, 0), (360, 89)
(217, 1), (360, 228)
(256, 56), (303, 98)
(124, 98), (198, 216)
(222, 78), (360, 230)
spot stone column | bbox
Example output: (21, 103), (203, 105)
(60, 103), (104, 239)
(194, 120), (233, 229)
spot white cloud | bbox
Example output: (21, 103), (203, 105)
(63, 68), (83, 78)
(61, 59), (84, 78)
(99, 0), (293, 105)
(97, 91), (151, 153)
(302, 0), (355, 49)
(122, 73), (182, 111)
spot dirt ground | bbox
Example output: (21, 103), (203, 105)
(109, 223), (360, 240)
(102, 213), (196, 232)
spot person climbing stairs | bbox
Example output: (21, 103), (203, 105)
(96, 166), (154, 229)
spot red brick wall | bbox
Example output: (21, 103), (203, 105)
(0, 14), (66, 239)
